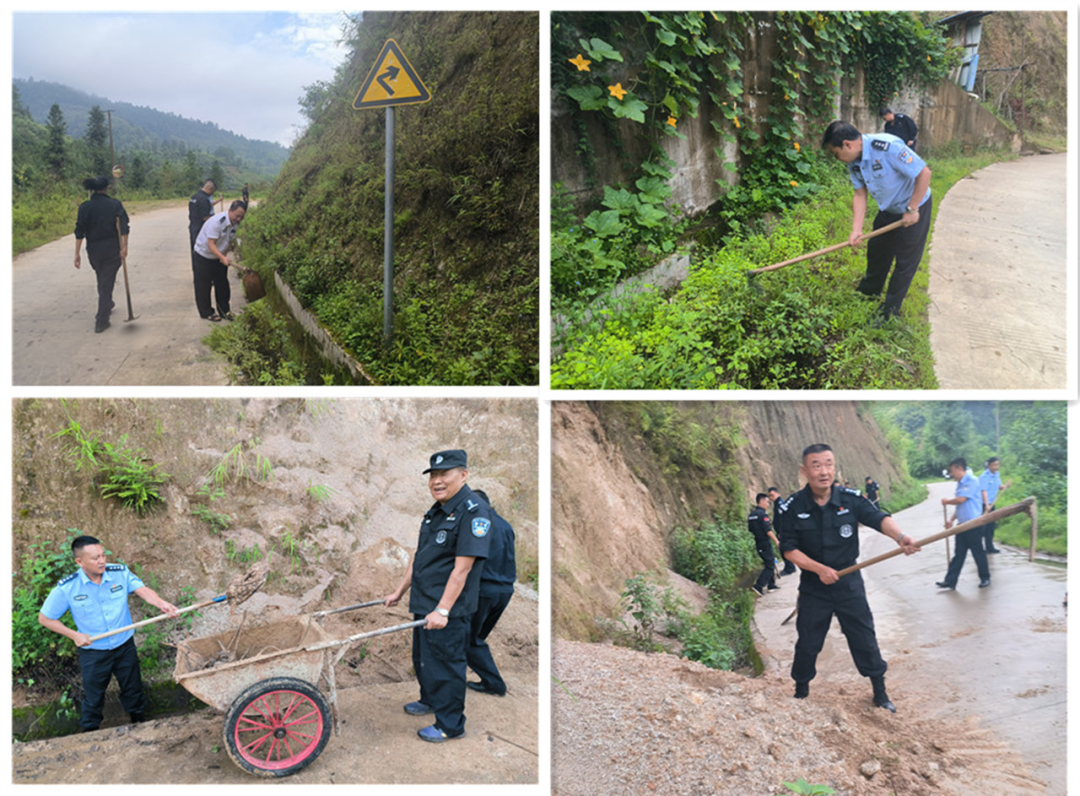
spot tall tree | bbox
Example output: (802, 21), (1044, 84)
(45, 103), (67, 178)
(84, 105), (110, 177)
(183, 150), (200, 189)
(12, 84), (31, 119)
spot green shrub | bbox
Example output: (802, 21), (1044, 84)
(13, 533), (82, 675)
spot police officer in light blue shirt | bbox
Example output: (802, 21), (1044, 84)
(937, 458), (991, 590)
(978, 456), (1008, 553)
(38, 535), (179, 731)
(822, 121), (933, 323)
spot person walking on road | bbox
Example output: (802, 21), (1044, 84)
(979, 457), (1009, 553)
(74, 176), (130, 334)
(822, 120), (933, 323)
(749, 493), (781, 596)
(383, 449), (491, 743)
(777, 443), (921, 712)
(769, 486), (797, 576)
(879, 108), (919, 151)
(938, 457), (992, 590)
(37, 535), (179, 732)
(242, 182), (250, 206)
(193, 199), (246, 321)
(465, 489), (515, 697)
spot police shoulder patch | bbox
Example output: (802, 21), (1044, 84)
(871, 139), (890, 151)
(59, 571), (79, 586)
(466, 498), (479, 513)
(106, 563), (127, 572)
(471, 517), (491, 538)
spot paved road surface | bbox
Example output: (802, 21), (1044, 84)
(927, 153), (1067, 390)
(13, 203), (242, 386)
(755, 480), (1066, 794)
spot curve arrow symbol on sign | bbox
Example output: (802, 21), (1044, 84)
(377, 65), (400, 96)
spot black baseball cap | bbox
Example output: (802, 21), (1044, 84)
(423, 449), (467, 474)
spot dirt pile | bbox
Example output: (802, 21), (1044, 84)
(553, 640), (1044, 795)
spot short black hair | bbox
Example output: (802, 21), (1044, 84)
(949, 457), (967, 471)
(205, 178), (218, 188)
(767, 486), (779, 494)
(802, 443), (833, 459)
(82, 176), (110, 192)
(72, 535), (101, 555)
(821, 121), (860, 149)
(755, 493), (769, 503)
(879, 107), (893, 117)
(987, 456), (1000, 465)
(230, 199), (248, 212)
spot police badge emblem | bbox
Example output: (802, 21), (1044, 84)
(472, 517), (490, 538)
(839, 524), (854, 538)
(436, 530), (448, 545)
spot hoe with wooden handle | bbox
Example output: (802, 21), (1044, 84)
(780, 497), (1035, 625)
(748, 219), (906, 280)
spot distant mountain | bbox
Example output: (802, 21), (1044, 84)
(14, 77), (290, 176)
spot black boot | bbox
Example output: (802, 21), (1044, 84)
(794, 681), (809, 699)
(871, 676), (895, 712)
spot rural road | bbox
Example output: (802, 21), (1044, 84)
(13, 202), (245, 386)
(754, 480), (1066, 794)
(927, 153), (1067, 390)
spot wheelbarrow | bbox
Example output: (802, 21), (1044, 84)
(173, 600), (423, 778)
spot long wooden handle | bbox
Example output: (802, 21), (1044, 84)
(310, 599), (384, 618)
(88, 594), (226, 642)
(836, 497), (1035, 579)
(748, 219), (906, 275)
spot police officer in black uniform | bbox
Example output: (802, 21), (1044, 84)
(880, 108), (919, 151)
(74, 176), (130, 333)
(777, 444), (920, 712)
(465, 489), (516, 697)
(384, 449), (490, 742)
(188, 178), (216, 267)
(748, 493), (781, 596)
(864, 476), (881, 508)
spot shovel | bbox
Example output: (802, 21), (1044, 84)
(747, 219), (906, 280)
(87, 560), (269, 643)
(780, 497), (1035, 625)
(116, 218), (138, 322)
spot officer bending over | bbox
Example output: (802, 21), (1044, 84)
(777, 444), (920, 712)
(38, 535), (179, 732)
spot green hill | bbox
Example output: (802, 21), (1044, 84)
(236, 11), (539, 385)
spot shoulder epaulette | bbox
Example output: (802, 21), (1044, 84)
(106, 563), (127, 572)
(777, 495), (796, 514)
(871, 139), (890, 151)
(842, 486), (863, 496)
(58, 571), (79, 586)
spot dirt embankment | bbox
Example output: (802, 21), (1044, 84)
(12, 398), (539, 784)
(552, 400), (909, 639)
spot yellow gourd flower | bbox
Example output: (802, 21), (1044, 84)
(608, 83), (627, 101)
(568, 54), (591, 72)
(667, 116), (678, 128)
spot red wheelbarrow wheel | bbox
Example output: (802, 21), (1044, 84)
(223, 677), (332, 777)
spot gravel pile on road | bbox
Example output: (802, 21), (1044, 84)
(553, 640), (1043, 796)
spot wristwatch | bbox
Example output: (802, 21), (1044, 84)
(436, 608), (450, 617)
(904, 205), (915, 214)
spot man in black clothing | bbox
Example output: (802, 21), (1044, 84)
(880, 108), (919, 151)
(777, 444), (920, 712)
(748, 493), (781, 596)
(465, 489), (516, 697)
(188, 179), (216, 268)
(74, 176), (130, 333)
(864, 476), (881, 508)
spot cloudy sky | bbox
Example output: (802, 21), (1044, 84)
(12, 12), (354, 147)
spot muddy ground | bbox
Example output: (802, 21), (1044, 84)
(12, 588), (539, 785)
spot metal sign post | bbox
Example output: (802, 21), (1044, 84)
(353, 39), (432, 348)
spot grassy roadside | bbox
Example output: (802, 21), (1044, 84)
(551, 145), (1016, 390)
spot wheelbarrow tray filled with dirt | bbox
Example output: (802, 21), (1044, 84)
(173, 608), (424, 778)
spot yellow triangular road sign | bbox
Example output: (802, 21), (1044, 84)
(353, 39), (431, 110)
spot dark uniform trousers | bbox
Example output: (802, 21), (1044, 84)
(78, 637), (146, 730)
(467, 591), (512, 694)
(753, 543), (776, 592)
(859, 194), (934, 318)
(193, 251), (232, 318)
(86, 240), (123, 324)
(792, 574), (887, 685)
(943, 527), (990, 586)
(413, 615), (470, 736)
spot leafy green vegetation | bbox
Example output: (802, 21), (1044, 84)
(867, 401), (1066, 554)
(239, 12), (539, 385)
(53, 417), (168, 515)
(782, 780), (837, 796)
(552, 147), (1012, 389)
